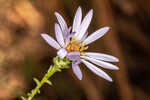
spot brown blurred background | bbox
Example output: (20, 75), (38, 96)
(0, 0), (150, 100)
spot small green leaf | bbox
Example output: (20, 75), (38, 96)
(56, 68), (61, 72)
(47, 66), (53, 73)
(37, 90), (40, 94)
(27, 93), (31, 96)
(45, 80), (52, 85)
(33, 78), (40, 85)
(21, 96), (26, 100)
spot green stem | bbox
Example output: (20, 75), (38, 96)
(21, 56), (70, 100)
(27, 66), (57, 100)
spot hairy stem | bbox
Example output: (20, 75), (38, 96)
(27, 66), (57, 100)
(21, 56), (70, 100)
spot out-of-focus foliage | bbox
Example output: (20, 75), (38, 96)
(0, 0), (150, 100)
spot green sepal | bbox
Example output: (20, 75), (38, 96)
(27, 93), (31, 96)
(47, 66), (53, 73)
(33, 78), (40, 85)
(56, 67), (62, 72)
(21, 96), (26, 100)
(37, 90), (40, 94)
(45, 80), (52, 86)
(53, 56), (71, 69)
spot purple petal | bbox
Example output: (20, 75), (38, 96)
(72, 63), (83, 80)
(64, 26), (72, 40)
(76, 9), (93, 40)
(81, 31), (88, 42)
(55, 23), (65, 47)
(83, 52), (119, 62)
(55, 12), (68, 36)
(81, 59), (113, 82)
(67, 52), (80, 61)
(67, 51), (80, 56)
(41, 34), (61, 50)
(73, 6), (82, 34)
(81, 56), (119, 70)
(68, 26), (72, 33)
(64, 31), (75, 47)
(83, 27), (110, 45)
(57, 48), (67, 59)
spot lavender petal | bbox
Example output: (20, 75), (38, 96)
(67, 52), (80, 61)
(73, 6), (82, 35)
(72, 63), (83, 80)
(55, 23), (65, 47)
(41, 34), (61, 50)
(81, 59), (113, 82)
(83, 52), (119, 62)
(76, 9), (93, 40)
(55, 12), (68, 36)
(68, 26), (72, 33)
(83, 27), (110, 45)
(81, 56), (119, 70)
(57, 48), (67, 59)
(81, 31), (88, 42)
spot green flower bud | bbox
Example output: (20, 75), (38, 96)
(53, 56), (71, 69)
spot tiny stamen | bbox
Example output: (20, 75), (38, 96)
(66, 38), (88, 53)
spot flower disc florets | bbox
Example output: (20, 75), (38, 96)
(66, 38), (88, 53)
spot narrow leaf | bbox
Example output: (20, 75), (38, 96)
(33, 78), (40, 85)
(45, 80), (52, 86)
(21, 96), (26, 100)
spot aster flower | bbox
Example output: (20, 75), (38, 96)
(41, 6), (119, 82)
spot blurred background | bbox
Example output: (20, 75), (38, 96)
(0, 0), (150, 100)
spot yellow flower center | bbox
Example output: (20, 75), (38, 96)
(66, 38), (88, 53)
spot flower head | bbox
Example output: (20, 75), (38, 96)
(41, 6), (119, 82)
